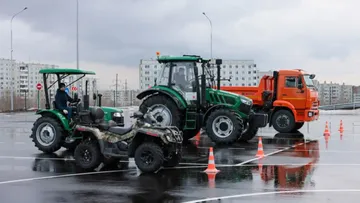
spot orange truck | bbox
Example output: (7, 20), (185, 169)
(221, 69), (319, 133)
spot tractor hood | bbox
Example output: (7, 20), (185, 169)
(218, 89), (253, 105)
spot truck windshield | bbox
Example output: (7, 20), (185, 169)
(303, 75), (314, 87)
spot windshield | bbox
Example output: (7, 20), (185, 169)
(303, 75), (314, 87)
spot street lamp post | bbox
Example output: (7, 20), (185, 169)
(76, 0), (79, 70)
(10, 7), (28, 111)
(202, 12), (212, 60)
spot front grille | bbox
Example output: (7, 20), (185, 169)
(239, 103), (251, 114)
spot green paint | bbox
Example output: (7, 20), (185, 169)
(36, 109), (71, 131)
(39, 68), (95, 75)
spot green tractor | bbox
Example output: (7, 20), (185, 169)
(137, 54), (268, 144)
(30, 68), (125, 153)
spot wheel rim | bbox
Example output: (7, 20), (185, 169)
(276, 114), (290, 128)
(80, 148), (92, 165)
(149, 104), (172, 126)
(140, 150), (154, 166)
(35, 122), (57, 146)
(212, 116), (234, 138)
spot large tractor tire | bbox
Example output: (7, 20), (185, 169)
(205, 109), (243, 144)
(271, 109), (296, 133)
(239, 122), (259, 141)
(139, 94), (196, 140)
(30, 116), (65, 153)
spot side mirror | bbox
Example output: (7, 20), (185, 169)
(93, 93), (97, 100)
(73, 93), (79, 101)
(309, 74), (315, 79)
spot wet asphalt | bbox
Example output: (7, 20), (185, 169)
(0, 110), (360, 202)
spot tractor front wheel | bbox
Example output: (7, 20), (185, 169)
(205, 109), (243, 144)
(31, 116), (64, 153)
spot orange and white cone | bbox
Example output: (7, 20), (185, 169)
(339, 120), (344, 140)
(206, 172), (217, 188)
(204, 147), (220, 173)
(323, 121), (330, 137)
(256, 137), (265, 158)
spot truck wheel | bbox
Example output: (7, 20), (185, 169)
(134, 142), (164, 173)
(205, 109), (243, 144)
(295, 122), (304, 130)
(272, 109), (295, 133)
(31, 116), (64, 153)
(140, 95), (192, 139)
(239, 122), (259, 141)
(74, 140), (102, 171)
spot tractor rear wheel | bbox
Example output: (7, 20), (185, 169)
(140, 95), (197, 140)
(205, 109), (243, 144)
(31, 116), (64, 153)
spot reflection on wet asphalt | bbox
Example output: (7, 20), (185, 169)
(1, 111), (360, 202)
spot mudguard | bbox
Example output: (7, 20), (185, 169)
(36, 109), (71, 131)
(136, 87), (187, 110)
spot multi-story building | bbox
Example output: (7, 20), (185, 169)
(139, 58), (259, 90)
(317, 81), (354, 105)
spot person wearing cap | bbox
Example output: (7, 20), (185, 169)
(55, 83), (76, 120)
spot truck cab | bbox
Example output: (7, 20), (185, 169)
(221, 69), (319, 133)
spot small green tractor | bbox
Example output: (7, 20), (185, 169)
(30, 68), (125, 153)
(137, 54), (268, 144)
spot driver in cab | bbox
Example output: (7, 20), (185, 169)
(55, 83), (77, 120)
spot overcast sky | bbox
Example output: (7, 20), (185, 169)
(1, 0), (360, 89)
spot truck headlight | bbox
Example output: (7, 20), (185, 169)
(308, 112), (313, 117)
(241, 98), (252, 106)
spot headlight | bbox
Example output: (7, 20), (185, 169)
(166, 135), (174, 142)
(113, 112), (122, 117)
(241, 98), (252, 105)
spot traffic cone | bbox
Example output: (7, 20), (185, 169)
(204, 147), (220, 173)
(323, 121), (330, 137)
(339, 120), (344, 136)
(195, 131), (200, 147)
(256, 137), (265, 158)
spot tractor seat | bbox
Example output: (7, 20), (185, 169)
(108, 126), (133, 135)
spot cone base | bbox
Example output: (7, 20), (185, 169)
(204, 168), (220, 173)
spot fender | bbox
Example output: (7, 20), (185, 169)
(36, 109), (71, 131)
(269, 100), (297, 126)
(74, 125), (105, 154)
(137, 87), (187, 110)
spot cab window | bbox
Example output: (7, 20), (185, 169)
(285, 76), (297, 88)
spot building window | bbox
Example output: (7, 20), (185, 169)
(229, 65), (232, 68)
(242, 77), (245, 80)
(242, 83), (245, 86)
(253, 83), (257, 86)
(235, 77), (238, 80)
(242, 65), (245, 68)
(235, 65), (238, 68)
(229, 71), (232, 74)
(248, 71), (251, 74)
(236, 71), (238, 74)
(248, 83), (251, 86)
(145, 65), (150, 68)
(253, 70), (257, 73)
(248, 65), (251, 68)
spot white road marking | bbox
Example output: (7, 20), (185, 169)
(182, 189), (360, 203)
(14, 142), (26, 145)
(0, 168), (136, 185)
